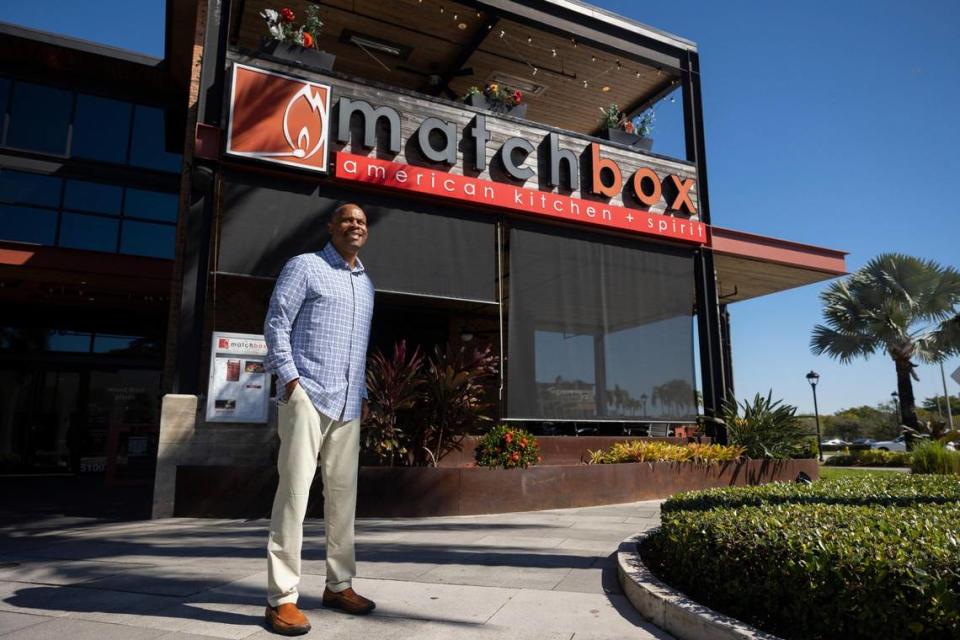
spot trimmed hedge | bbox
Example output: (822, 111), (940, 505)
(660, 473), (960, 513)
(824, 448), (911, 467)
(645, 476), (960, 639)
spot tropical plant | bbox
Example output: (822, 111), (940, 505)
(811, 254), (960, 433)
(409, 341), (499, 466)
(464, 83), (522, 110)
(362, 340), (424, 465)
(475, 424), (541, 469)
(722, 392), (811, 459)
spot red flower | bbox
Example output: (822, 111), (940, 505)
(510, 452), (520, 462)
(302, 32), (314, 48)
(624, 121), (634, 134)
(512, 90), (523, 104)
(520, 438), (528, 448)
(504, 432), (513, 444)
(280, 7), (295, 22)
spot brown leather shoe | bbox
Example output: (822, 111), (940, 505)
(322, 586), (376, 615)
(264, 603), (311, 636)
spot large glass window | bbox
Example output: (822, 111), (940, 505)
(0, 78), (181, 173)
(59, 213), (119, 252)
(129, 105), (182, 173)
(0, 170), (62, 207)
(0, 205), (57, 244)
(120, 220), (175, 258)
(6, 82), (72, 155)
(64, 180), (123, 215)
(0, 169), (175, 257)
(507, 225), (697, 421)
(72, 94), (132, 164)
(124, 188), (178, 222)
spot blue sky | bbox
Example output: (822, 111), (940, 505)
(3, 0), (958, 415)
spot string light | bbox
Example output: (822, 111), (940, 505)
(582, 80), (588, 88)
(551, 48), (557, 57)
(591, 55), (597, 62)
(532, 67), (538, 75)
(527, 36), (533, 43)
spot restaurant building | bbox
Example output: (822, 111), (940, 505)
(0, 0), (846, 518)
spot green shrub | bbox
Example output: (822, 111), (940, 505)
(824, 448), (911, 467)
(586, 440), (744, 464)
(911, 440), (960, 475)
(646, 475), (960, 639)
(723, 392), (811, 459)
(661, 473), (960, 513)
(474, 425), (540, 469)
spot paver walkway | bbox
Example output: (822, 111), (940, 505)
(0, 501), (670, 639)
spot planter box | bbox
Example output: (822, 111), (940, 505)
(174, 458), (819, 518)
(602, 127), (653, 151)
(465, 93), (528, 119)
(258, 38), (335, 72)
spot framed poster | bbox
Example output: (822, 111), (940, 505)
(205, 331), (270, 423)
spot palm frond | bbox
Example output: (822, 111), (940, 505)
(810, 325), (877, 363)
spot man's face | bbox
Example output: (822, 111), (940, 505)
(328, 205), (368, 254)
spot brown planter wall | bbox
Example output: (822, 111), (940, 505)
(174, 459), (818, 518)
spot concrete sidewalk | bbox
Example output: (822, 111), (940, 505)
(0, 501), (671, 639)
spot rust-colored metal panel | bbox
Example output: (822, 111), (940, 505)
(173, 459), (819, 518)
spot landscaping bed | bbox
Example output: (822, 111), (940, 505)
(642, 475), (960, 639)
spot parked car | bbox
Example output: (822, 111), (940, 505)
(851, 438), (876, 446)
(870, 435), (907, 452)
(821, 438), (850, 448)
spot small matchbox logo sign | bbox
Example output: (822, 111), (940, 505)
(226, 64), (331, 173)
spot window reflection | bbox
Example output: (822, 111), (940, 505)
(0, 170), (62, 207)
(124, 188), (178, 222)
(47, 330), (93, 352)
(72, 94), (132, 164)
(6, 82), (72, 155)
(64, 180), (123, 215)
(0, 205), (57, 244)
(120, 220), (175, 258)
(129, 105), (182, 173)
(59, 213), (119, 252)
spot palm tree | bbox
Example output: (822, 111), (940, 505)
(811, 254), (960, 431)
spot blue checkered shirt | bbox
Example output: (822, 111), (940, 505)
(264, 242), (375, 421)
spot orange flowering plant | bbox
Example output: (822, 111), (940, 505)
(261, 4), (323, 48)
(475, 424), (541, 469)
(464, 83), (523, 111)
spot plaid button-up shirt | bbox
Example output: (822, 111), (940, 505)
(264, 242), (375, 421)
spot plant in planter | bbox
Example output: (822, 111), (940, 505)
(475, 424), (541, 469)
(464, 84), (528, 118)
(598, 103), (654, 151)
(259, 4), (335, 71)
(362, 340), (499, 466)
(362, 340), (424, 466)
(722, 392), (812, 459)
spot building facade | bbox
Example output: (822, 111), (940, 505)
(0, 1), (846, 518)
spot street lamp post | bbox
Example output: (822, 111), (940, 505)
(891, 391), (900, 428)
(806, 371), (823, 462)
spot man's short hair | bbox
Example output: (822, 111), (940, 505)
(327, 203), (362, 225)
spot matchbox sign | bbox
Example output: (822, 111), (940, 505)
(225, 63), (707, 244)
(226, 64), (331, 172)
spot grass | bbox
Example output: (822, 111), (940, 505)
(818, 466), (899, 481)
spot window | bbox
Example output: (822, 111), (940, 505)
(64, 180), (123, 215)
(0, 205), (57, 244)
(58, 213), (119, 252)
(72, 94), (132, 164)
(129, 105), (182, 172)
(507, 224), (697, 421)
(47, 330), (93, 353)
(0, 170), (62, 207)
(124, 188), (178, 222)
(120, 220), (175, 258)
(0, 168), (176, 256)
(5, 82), (72, 155)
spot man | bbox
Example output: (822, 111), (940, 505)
(263, 203), (376, 636)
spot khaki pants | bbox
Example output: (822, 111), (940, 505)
(267, 384), (360, 606)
